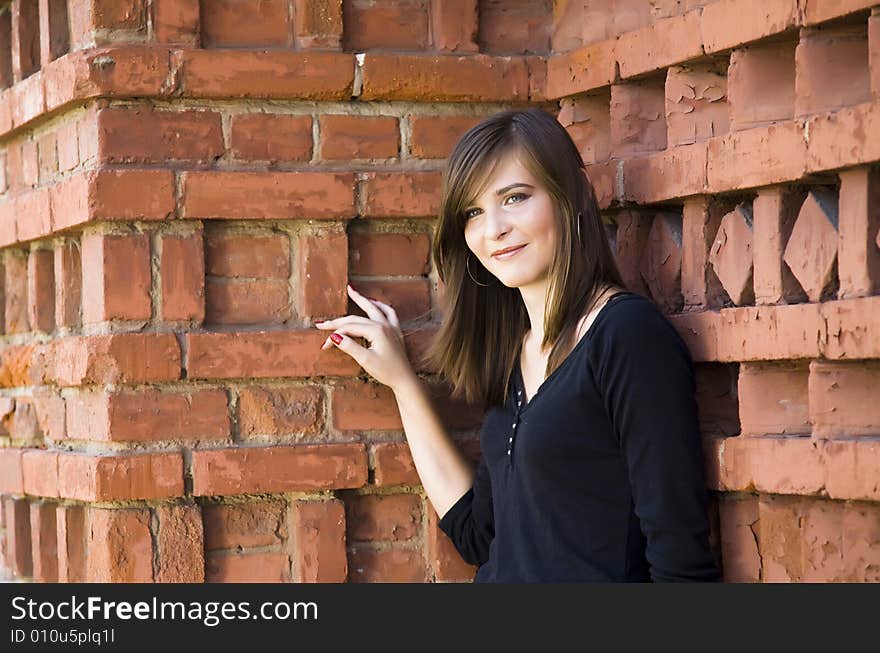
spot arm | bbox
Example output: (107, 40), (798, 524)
(592, 298), (720, 582)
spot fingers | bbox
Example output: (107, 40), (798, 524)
(368, 298), (401, 331)
(319, 321), (381, 350)
(346, 284), (387, 323)
(315, 315), (375, 330)
(325, 331), (371, 367)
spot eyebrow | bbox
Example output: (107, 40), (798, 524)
(494, 183), (534, 196)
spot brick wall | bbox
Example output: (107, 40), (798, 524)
(0, 0), (877, 583)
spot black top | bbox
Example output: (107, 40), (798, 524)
(438, 291), (721, 582)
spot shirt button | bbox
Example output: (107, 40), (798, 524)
(508, 436), (513, 443)
(507, 448), (511, 455)
(512, 422), (516, 428)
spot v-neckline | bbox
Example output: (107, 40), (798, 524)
(514, 291), (631, 411)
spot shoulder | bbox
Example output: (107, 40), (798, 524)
(587, 292), (690, 361)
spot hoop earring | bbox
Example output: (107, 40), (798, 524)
(576, 211), (583, 242)
(466, 254), (490, 287)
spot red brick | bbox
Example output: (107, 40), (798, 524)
(65, 389), (229, 442)
(809, 360), (880, 438)
(639, 213), (683, 313)
(56, 119), (78, 172)
(431, 0), (478, 52)
(57, 451), (183, 501)
(192, 444), (368, 495)
(155, 504), (204, 583)
(361, 171), (442, 219)
(783, 189), (839, 302)
(206, 552), (291, 583)
(160, 233), (205, 322)
(53, 240), (81, 327)
(3, 252), (29, 333)
(97, 105), (224, 164)
(706, 121), (806, 193)
(22, 449), (59, 498)
(11, 0), (40, 79)
(292, 0), (343, 49)
(347, 546), (427, 582)
(229, 113), (313, 162)
(0, 344), (36, 388)
(186, 330), (360, 379)
(614, 210), (651, 296)
(752, 187), (807, 305)
(426, 504), (477, 581)
(333, 380), (403, 431)
(203, 500), (288, 550)
(551, 0), (583, 51)
(15, 188), (52, 242)
(56, 504), (86, 582)
(297, 230), (347, 320)
(206, 231), (290, 279)
(584, 160), (619, 209)
(477, 0), (551, 54)
(238, 385), (323, 438)
(81, 232), (151, 323)
(11, 398), (43, 442)
(349, 231), (430, 276)
(183, 171), (356, 220)
(3, 496), (32, 578)
(205, 279), (291, 325)
(344, 492), (421, 541)
(27, 249), (54, 332)
(350, 278), (430, 322)
(370, 441), (420, 487)
(10, 72), (45, 128)
(610, 80), (667, 157)
(821, 295), (880, 359)
(700, 0), (798, 54)
(800, 500), (880, 582)
(755, 494), (802, 581)
(665, 60), (729, 147)
(0, 447), (24, 494)
(181, 50), (354, 100)
(29, 501), (58, 582)
(37, 131), (58, 184)
(795, 24), (871, 118)
(717, 496), (760, 582)
(681, 198), (730, 311)
(342, 0), (428, 51)
(290, 499), (348, 582)
(49, 333), (180, 386)
(545, 39), (616, 99)
(622, 142), (708, 204)
(151, 0), (200, 45)
(871, 10), (880, 98)
(738, 362), (810, 436)
(0, 397), (15, 436)
(801, 0), (876, 26)
(86, 507), (153, 582)
(319, 115), (399, 160)
(427, 381), (485, 430)
(559, 91), (611, 164)
(360, 53), (528, 102)
(616, 10), (702, 79)
(20, 140), (39, 188)
(0, 198), (15, 248)
(707, 203), (754, 306)
(728, 42), (797, 131)
(823, 438), (880, 501)
(200, 0), (290, 47)
(837, 167), (880, 298)
(806, 99), (880, 173)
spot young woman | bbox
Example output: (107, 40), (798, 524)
(316, 108), (720, 582)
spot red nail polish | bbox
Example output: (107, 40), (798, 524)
(330, 333), (342, 345)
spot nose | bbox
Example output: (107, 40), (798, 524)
(481, 205), (511, 242)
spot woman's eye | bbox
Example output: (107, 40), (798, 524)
(464, 208), (481, 219)
(505, 192), (529, 205)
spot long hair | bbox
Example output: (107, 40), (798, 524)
(420, 108), (625, 408)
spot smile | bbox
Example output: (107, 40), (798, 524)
(492, 244), (527, 259)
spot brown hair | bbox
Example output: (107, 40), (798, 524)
(420, 107), (625, 408)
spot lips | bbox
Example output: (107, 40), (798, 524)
(491, 244), (527, 258)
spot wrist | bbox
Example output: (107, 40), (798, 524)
(390, 370), (423, 398)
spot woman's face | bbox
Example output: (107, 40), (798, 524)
(462, 154), (559, 289)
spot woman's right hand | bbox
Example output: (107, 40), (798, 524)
(315, 284), (417, 391)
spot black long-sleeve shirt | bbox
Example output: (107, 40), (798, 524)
(438, 291), (721, 582)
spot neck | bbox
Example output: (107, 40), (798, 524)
(518, 277), (551, 352)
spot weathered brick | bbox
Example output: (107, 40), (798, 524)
(361, 171), (442, 219)
(717, 496), (760, 582)
(56, 504), (86, 582)
(229, 113), (313, 163)
(821, 295), (880, 359)
(431, 0), (478, 52)
(80, 232), (151, 323)
(192, 444), (368, 495)
(86, 507), (153, 582)
(37, 131), (58, 184)
(809, 360), (880, 438)
(350, 278), (430, 323)
(665, 60), (729, 147)
(3, 252), (29, 334)
(206, 552), (290, 583)
(728, 42), (797, 131)
(701, 0), (798, 54)
(370, 441), (420, 487)
(53, 240), (81, 327)
(614, 210), (651, 296)
(708, 203), (754, 306)
(426, 503), (477, 581)
(738, 362), (810, 436)
(343, 0), (429, 51)
(161, 232), (205, 322)
(290, 499), (348, 582)
(151, 0), (200, 46)
(409, 114), (481, 159)
(186, 330), (360, 379)
(344, 492), (422, 542)
(801, 0), (876, 26)
(27, 249), (54, 332)
(182, 171), (356, 220)
(49, 333), (180, 386)
(200, 0), (289, 47)
(203, 500), (287, 550)
(205, 279), (291, 325)
(545, 38), (616, 99)
(694, 362), (740, 437)
(3, 496), (32, 578)
(616, 10), (703, 79)
(783, 189), (839, 302)
(97, 106), (224, 164)
(206, 231), (290, 279)
(22, 449), (59, 498)
(610, 80), (667, 157)
(319, 114), (399, 160)
(639, 212), (683, 313)
(349, 231), (430, 276)
(347, 546), (427, 582)
(297, 230), (348, 320)
(806, 99), (880, 173)
(238, 385), (323, 438)
(837, 167), (880, 298)
(558, 91), (611, 164)
(155, 504), (204, 583)
(622, 142), (708, 204)
(752, 187), (807, 305)
(29, 501), (58, 582)
(57, 451), (183, 501)
(293, 0), (343, 49)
